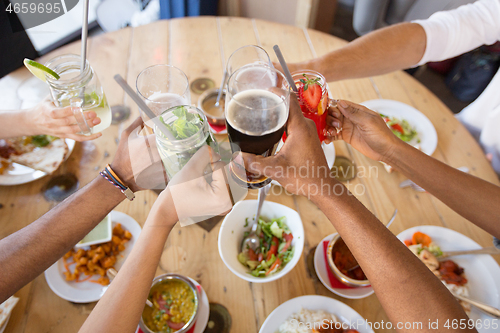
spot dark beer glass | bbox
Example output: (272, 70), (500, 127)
(225, 64), (290, 189)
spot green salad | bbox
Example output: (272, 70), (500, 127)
(380, 114), (419, 143)
(238, 216), (294, 277)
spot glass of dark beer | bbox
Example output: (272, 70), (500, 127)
(225, 64), (290, 189)
(226, 45), (272, 76)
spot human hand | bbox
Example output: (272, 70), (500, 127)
(28, 97), (102, 141)
(110, 117), (167, 192)
(240, 93), (329, 196)
(167, 145), (232, 223)
(324, 100), (400, 163)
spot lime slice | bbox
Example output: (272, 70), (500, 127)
(23, 58), (60, 82)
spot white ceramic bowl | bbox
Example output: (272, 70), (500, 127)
(218, 200), (304, 283)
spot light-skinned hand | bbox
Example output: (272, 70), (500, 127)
(110, 117), (167, 192)
(168, 145), (232, 222)
(28, 97), (102, 141)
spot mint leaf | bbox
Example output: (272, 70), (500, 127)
(172, 106), (187, 119)
(173, 118), (189, 139)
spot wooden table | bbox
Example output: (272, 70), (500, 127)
(1, 17), (498, 333)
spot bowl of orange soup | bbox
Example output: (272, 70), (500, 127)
(140, 274), (199, 333)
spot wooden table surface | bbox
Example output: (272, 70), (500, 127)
(1, 17), (499, 333)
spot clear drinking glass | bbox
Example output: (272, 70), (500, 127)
(225, 64), (290, 189)
(154, 105), (216, 180)
(226, 45), (272, 76)
(136, 65), (191, 127)
(45, 54), (111, 135)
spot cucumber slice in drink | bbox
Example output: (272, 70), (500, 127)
(23, 58), (60, 82)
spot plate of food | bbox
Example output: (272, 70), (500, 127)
(218, 200), (304, 283)
(360, 99), (437, 156)
(0, 135), (75, 186)
(45, 211), (141, 303)
(259, 295), (375, 333)
(397, 226), (500, 332)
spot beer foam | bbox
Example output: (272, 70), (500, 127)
(226, 89), (287, 136)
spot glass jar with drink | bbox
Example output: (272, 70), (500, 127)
(154, 105), (216, 180)
(287, 70), (329, 142)
(45, 54), (112, 135)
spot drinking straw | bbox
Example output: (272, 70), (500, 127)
(80, 0), (90, 72)
(113, 75), (176, 141)
(273, 45), (298, 93)
(214, 70), (227, 107)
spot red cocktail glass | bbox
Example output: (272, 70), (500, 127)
(283, 70), (328, 142)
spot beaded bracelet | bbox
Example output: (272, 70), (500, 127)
(99, 164), (135, 201)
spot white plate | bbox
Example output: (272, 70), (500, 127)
(397, 226), (500, 333)
(259, 295), (375, 333)
(0, 138), (76, 186)
(361, 99), (438, 156)
(272, 141), (335, 186)
(45, 211), (142, 303)
(314, 233), (375, 299)
(188, 278), (210, 333)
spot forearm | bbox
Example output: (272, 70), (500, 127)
(0, 176), (124, 302)
(79, 191), (177, 333)
(386, 143), (500, 239)
(0, 109), (38, 139)
(312, 181), (473, 332)
(298, 23), (426, 82)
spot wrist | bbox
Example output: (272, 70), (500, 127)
(382, 139), (409, 167)
(109, 162), (136, 192)
(95, 176), (127, 204)
(21, 108), (41, 136)
(150, 188), (178, 227)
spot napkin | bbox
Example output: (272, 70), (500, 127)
(322, 240), (356, 289)
(209, 123), (226, 133)
(137, 285), (202, 333)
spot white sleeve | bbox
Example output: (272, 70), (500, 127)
(413, 0), (500, 66)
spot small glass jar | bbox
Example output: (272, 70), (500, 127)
(155, 105), (217, 180)
(44, 54), (112, 135)
(289, 70), (329, 142)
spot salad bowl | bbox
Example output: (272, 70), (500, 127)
(218, 200), (304, 283)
